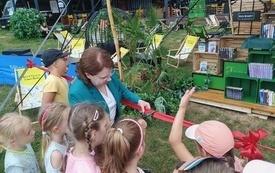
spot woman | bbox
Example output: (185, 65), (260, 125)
(68, 47), (150, 125)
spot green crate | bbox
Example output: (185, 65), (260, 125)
(192, 73), (225, 90)
(259, 79), (275, 91)
(248, 50), (274, 63)
(225, 74), (259, 103)
(223, 61), (248, 77)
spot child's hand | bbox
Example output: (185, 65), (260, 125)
(179, 87), (196, 109)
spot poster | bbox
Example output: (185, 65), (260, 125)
(15, 67), (46, 110)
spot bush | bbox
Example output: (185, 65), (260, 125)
(10, 8), (45, 39)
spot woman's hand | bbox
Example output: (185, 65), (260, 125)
(138, 100), (151, 113)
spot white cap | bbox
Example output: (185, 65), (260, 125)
(243, 160), (275, 173)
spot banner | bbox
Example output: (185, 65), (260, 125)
(0, 55), (77, 85)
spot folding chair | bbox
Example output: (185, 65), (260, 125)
(53, 31), (71, 51)
(205, 17), (215, 29)
(14, 67), (47, 115)
(70, 38), (85, 60)
(111, 47), (129, 69)
(166, 35), (199, 68)
(209, 14), (219, 27)
(136, 34), (164, 65)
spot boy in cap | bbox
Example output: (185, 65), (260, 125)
(41, 49), (70, 106)
(169, 87), (244, 173)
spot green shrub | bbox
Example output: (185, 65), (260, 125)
(10, 8), (45, 39)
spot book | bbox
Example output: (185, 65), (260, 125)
(198, 41), (206, 52)
(199, 61), (208, 72)
(259, 89), (264, 105)
(208, 41), (217, 53)
(264, 89), (269, 105)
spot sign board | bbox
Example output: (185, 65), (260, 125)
(233, 11), (261, 21)
(15, 67), (47, 111)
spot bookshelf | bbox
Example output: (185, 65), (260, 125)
(192, 38), (222, 75)
(224, 48), (275, 105)
(262, 12), (275, 38)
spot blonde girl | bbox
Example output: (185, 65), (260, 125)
(38, 102), (70, 173)
(102, 118), (147, 173)
(61, 103), (110, 173)
(0, 113), (40, 173)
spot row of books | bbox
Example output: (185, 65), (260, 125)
(198, 41), (217, 53)
(225, 86), (243, 101)
(259, 89), (275, 106)
(262, 24), (275, 38)
(219, 47), (237, 60)
(248, 63), (273, 79)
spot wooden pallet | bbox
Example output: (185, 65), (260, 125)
(190, 89), (275, 119)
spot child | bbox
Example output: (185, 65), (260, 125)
(243, 159), (275, 173)
(169, 87), (244, 173)
(0, 113), (40, 173)
(38, 102), (70, 173)
(174, 157), (234, 173)
(102, 118), (147, 173)
(41, 48), (70, 106)
(61, 103), (110, 173)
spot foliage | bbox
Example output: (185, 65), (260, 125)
(10, 8), (45, 39)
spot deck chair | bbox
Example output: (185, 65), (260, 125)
(70, 38), (85, 60)
(14, 67), (47, 115)
(111, 47), (129, 69)
(136, 34), (164, 65)
(205, 17), (215, 29)
(166, 35), (199, 68)
(54, 31), (69, 50)
(209, 14), (219, 27)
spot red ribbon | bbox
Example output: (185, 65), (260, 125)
(232, 129), (268, 161)
(121, 99), (194, 127)
(26, 59), (74, 82)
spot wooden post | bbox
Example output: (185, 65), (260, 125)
(106, 0), (123, 80)
(228, 0), (234, 35)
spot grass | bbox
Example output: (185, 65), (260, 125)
(1, 27), (275, 173)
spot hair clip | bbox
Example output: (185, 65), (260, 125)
(117, 128), (123, 135)
(93, 110), (99, 121)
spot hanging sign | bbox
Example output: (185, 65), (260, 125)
(233, 11), (261, 21)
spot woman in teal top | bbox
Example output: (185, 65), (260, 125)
(68, 47), (150, 125)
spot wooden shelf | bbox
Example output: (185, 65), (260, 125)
(193, 52), (222, 75)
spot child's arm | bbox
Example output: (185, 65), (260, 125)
(41, 92), (56, 106)
(51, 150), (64, 169)
(169, 87), (195, 162)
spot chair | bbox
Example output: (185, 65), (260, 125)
(70, 38), (85, 59)
(166, 35), (199, 68)
(205, 17), (215, 29)
(53, 31), (71, 51)
(53, 30), (85, 58)
(209, 14), (219, 27)
(136, 34), (164, 65)
(111, 47), (129, 69)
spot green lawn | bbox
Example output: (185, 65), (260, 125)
(1, 27), (275, 173)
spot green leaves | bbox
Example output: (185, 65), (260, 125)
(10, 8), (45, 39)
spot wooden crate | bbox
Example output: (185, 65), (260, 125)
(193, 52), (222, 75)
(220, 35), (249, 61)
(231, 0), (267, 35)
